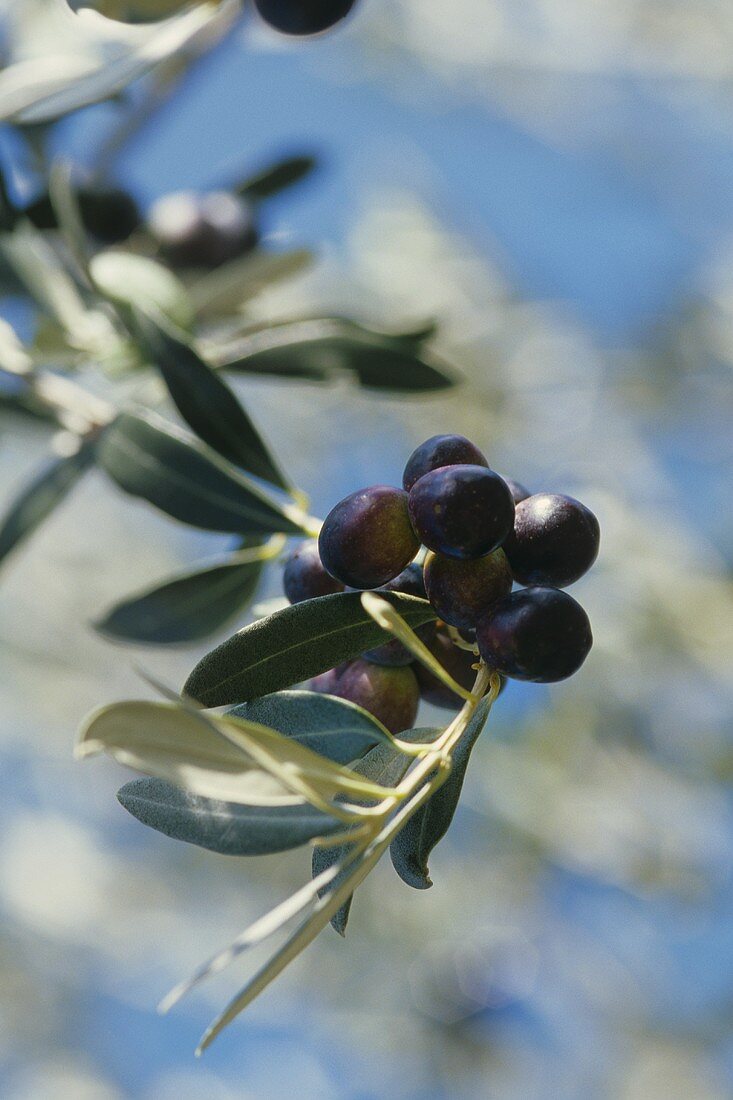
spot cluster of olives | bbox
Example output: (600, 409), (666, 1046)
(254, 0), (358, 36)
(282, 435), (599, 733)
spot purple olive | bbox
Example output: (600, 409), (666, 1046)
(319, 485), (420, 589)
(311, 658), (420, 734)
(424, 548), (513, 630)
(403, 434), (489, 492)
(408, 465), (515, 561)
(476, 587), (592, 683)
(254, 0), (357, 35)
(503, 493), (600, 588)
(283, 540), (344, 604)
(501, 476), (531, 505)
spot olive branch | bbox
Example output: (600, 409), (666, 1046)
(77, 592), (500, 1052)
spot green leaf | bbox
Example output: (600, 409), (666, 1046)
(229, 689), (392, 764)
(94, 554), (266, 645)
(77, 700), (305, 806)
(97, 410), (307, 536)
(90, 251), (194, 333)
(47, 160), (91, 284)
(131, 310), (290, 490)
(184, 591), (437, 708)
(390, 695), (494, 890)
(79, 698), (402, 811)
(0, 163), (16, 231)
(235, 153), (317, 201)
(215, 318), (457, 392)
(117, 777), (341, 856)
(0, 442), (94, 566)
(0, 4), (237, 125)
(190, 249), (314, 319)
(312, 728), (439, 934)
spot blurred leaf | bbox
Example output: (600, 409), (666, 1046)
(94, 554), (266, 645)
(0, 163), (16, 231)
(390, 695), (494, 890)
(48, 160), (91, 282)
(91, 251), (194, 332)
(235, 154), (318, 201)
(0, 441), (95, 566)
(131, 309), (290, 490)
(190, 249), (314, 319)
(229, 689), (392, 764)
(118, 776), (341, 856)
(0, 3), (238, 125)
(0, 223), (106, 339)
(97, 410), (307, 536)
(313, 728), (440, 934)
(215, 317), (457, 392)
(184, 592), (437, 708)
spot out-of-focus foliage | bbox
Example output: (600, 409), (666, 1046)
(1, 0), (733, 1096)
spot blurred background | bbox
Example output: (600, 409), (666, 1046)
(1, 1), (733, 1097)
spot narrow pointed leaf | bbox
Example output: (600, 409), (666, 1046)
(77, 701), (304, 806)
(0, 4), (239, 125)
(190, 249), (314, 319)
(97, 410), (306, 536)
(118, 777), (341, 856)
(0, 441), (94, 566)
(235, 153), (317, 201)
(91, 251), (194, 333)
(160, 862), (343, 1016)
(194, 735), (445, 1052)
(313, 728), (439, 934)
(132, 310), (290, 490)
(390, 695), (494, 890)
(184, 592), (437, 707)
(94, 555), (265, 645)
(229, 690), (393, 764)
(215, 318), (457, 392)
(79, 696), (404, 814)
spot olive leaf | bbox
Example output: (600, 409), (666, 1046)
(0, 3), (239, 125)
(47, 160), (91, 284)
(192, 731), (447, 1054)
(234, 153), (318, 201)
(90, 251), (194, 333)
(97, 410), (307, 536)
(312, 729), (440, 935)
(0, 222), (105, 339)
(229, 689), (393, 764)
(213, 317), (457, 392)
(189, 249), (314, 319)
(77, 701), (304, 806)
(184, 591), (437, 707)
(77, 699), (403, 811)
(0, 441), (95, 567)
(117, 777), (342, 856)
(94, 553), (267, 645)
(390, 695), (494, 890)
(0, 163), (16, 231)
(130, 309), (290, 490)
